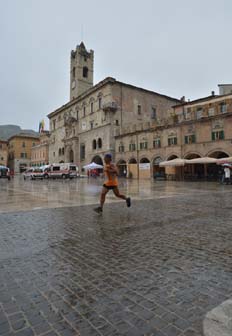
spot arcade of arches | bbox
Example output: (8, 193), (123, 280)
(116, 150), (230, 180)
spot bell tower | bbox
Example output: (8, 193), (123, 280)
(70, 42), (94, 99)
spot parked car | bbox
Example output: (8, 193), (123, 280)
(23, 167), (44, 180)
(0, 166), (10, 180)
(43, 163), (78, 179)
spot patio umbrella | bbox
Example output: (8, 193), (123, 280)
(159, 158), (188, 167)
(83, 162), (103, 170)
(187, 157), (217, 164)
(217, 157), (232, 164)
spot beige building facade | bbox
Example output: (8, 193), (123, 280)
(48, 42), (180, 170)
(8, 134), (39, 173)
(115, 92), (232, 179)
(31, 131), (50, 166)
(0, 140), (8, 166)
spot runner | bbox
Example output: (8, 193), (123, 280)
(94, 153), (131, 213)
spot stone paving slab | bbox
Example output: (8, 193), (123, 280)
(0, 191), (232, 336)
(203, 299), (232, 336)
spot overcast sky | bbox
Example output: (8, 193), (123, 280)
(0, 0), (231, 130)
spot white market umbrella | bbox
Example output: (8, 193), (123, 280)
(217, 157), (232, 164)
(83, 162), (103, 170)
(159, 158), (188, 167)
(187, 157), (217, 164)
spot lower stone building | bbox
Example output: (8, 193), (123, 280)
(0, 140), (8, 166)
(8, 134), (40, 173)
(115, 91), (232, 179)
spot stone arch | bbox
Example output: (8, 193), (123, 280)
(140, 157), (150, 163)
(128, 157), (137, 164)
(207, 150), (229, 159)
(184, 152), (201, 159)
(152, 156), (165, 178)
(167, 154), (179, 161)
(92, 155), (103, 166)
(184, 152), (203, 178)
(117, 159), (127, 177)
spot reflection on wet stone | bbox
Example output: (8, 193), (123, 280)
(0, 181), (232, 335)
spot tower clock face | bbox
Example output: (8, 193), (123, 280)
(72, 80), (76, 89)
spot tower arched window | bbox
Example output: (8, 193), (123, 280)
(98, 138), (102, 149)
(92, 139), (97, 150)
(83, 67), (88, 78)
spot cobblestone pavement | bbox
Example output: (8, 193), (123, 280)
(0, 185), (232, 336)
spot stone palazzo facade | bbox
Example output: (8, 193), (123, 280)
(115, 89), (232, 178)
(48, 42), (180, 171)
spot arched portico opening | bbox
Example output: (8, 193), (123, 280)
(207, 151), (229, 181)
(90, 155), (104, 177)
(128, 158), (137, 178)
(117, 159), (127, 177)
(167, 154), (178, 161)
(139, 158), (151, 179)
(184, 153), (204, 179)
(140, 157), (150, 163)
(208, 151), (229, 159)
(92, 155), (103, 165)
(152, 156), (165, 179)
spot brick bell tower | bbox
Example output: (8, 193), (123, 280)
(70, 42), (94, 99)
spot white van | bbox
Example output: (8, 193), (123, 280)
(44, 163), (78, 179)
(23, 167), (44, 180)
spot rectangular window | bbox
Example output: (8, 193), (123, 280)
(53, 119), (56, 130)
(22, 142), (26, 148)
(196, 108), (203, 119)
(168, 137), (177, 146)
(220, 103), (227, 113)
(208, 107), (215, 117)
(184, 134), (196, 144)
(140, 142), (148, 150)
(83, 106), (86, 117)
(80, 144), (85, 160)
(129, 144), (136, 151)
(115, 119), (119, 126)
(153, 138), (161, 148)
(151, 107), (157, 119)
(118, 145), (125, 153)
(91, 102), (94, 113)
(212, 130), (224, 141)
(138, 105), (141, 115)
(90, 121), (94, 129)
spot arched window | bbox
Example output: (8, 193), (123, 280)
(83, 67), (88, 78)
(58, 148), (62, 156)
(92, 139), (97, 150)
(98, 138), (102, 149)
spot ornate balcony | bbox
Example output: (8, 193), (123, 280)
(102, 101), (118, 112)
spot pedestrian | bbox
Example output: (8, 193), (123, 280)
(224, 166), (231, 185)
(94, 153), (131, 213)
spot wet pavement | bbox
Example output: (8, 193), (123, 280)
(0, 178), (232, 336)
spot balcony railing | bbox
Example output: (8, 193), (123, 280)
(103, 102), (118, 112)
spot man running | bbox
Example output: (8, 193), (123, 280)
(94, 153), (131, 213)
